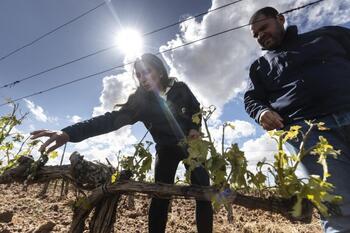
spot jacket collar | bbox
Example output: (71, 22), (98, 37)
(263, 25), (298, 51)
(159, 77), (177, 100)
(283, 25), (298, 45)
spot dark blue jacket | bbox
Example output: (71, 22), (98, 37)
(62, 81), (201, 147)
(244, 25), (350, 124)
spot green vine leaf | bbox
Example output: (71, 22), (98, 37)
(49, 151), (59, 159)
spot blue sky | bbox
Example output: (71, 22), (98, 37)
(0, 0), (349, 175)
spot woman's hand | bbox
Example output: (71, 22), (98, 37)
(187, 129), (201, 141)
(30, 130), (70, 153)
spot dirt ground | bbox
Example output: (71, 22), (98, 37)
(0, 183), (322, 233)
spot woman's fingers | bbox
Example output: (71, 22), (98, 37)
(30, 130), (52, 139)
(30, 130), (46, 135)
(46, 142), (64, 154)
(39, 135), (57, 153)
(29, 130), (69, 153)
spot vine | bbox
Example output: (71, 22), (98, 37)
(184, 106), (342, 217)
(0, 103), (342, 220)
(0, 103), (57, 177)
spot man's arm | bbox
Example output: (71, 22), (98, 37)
(244, 62), (270, 122)
(244, 62), (284, 130)
(323, 26), (350, 59)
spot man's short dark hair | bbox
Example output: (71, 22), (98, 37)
(249, 7), (279, 24)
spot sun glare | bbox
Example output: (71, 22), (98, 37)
(116, 28), (143, 58)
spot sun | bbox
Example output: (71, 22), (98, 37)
(116, 28), (143, 58)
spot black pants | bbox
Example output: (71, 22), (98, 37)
(148, 145), (213, 233)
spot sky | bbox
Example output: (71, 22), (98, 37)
(0, 0), (350, 178)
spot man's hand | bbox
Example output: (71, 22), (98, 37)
(30, 130), (70, 153)
(259, 110), (284, 131)
(187, 129), (201, 141)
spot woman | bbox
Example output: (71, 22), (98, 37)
(30, 53), (213, 233)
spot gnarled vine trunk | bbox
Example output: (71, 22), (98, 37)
(0, 152), (312, 233)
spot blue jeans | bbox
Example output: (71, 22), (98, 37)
(286, 110), (350, 233)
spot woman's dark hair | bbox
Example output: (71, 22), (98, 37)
(115, 53), (169, 109)
(133, 53), (170, 89)
(249, 7), (279, 24)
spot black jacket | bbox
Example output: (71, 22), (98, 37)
(244, 25), (350, 124)
(62, 81), (201, 147)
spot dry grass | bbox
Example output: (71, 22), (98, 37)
(0, 183), (322, 233)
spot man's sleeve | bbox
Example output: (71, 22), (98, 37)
(244, 62), (271, 123)
(62, 94), (140, 142)
(325, 26), (350, 59)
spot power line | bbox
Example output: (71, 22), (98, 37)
(0, 45), (116, 89)
(143, 0), (244, 36)
(0, 1), (106, 63)
(0, 0), (244, 89)
(281, 0), (324, 14)
(0, 0), (325, 107)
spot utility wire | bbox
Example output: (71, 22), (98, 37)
(0, 0), (244, 89)
(0, 1), (106, 63)
(281, 0), (324, 14)
(143, 0), (244, 36)
(0, 0), (325, 107)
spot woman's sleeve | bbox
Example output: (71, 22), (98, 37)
(61, 94), (140, 142)
(182, 83), (202, 131)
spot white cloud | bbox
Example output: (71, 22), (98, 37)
(241, 133), (278, 162)
(68, 115), (82, 124)
(287, 0), (350, 32)
(225, 120), (256, 139)
(72, 126), (137, 164)
(28, 124), (35, 131)
(160, 0), (350, 116)
(241, 133), (278, 183)
(37, 0), (350, 169)
(241, 133), (309, 182)
(207, 119), (256, 151)
(92, 62), (136, 116)
(24, 99), (48, 122)
(24, 99), (57, 123)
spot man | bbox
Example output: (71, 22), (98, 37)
(244, 7), (350, 233)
